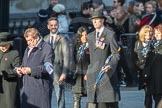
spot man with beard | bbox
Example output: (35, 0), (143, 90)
(44, 17), (70, 108)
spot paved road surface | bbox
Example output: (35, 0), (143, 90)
(52, 86), (146, 108)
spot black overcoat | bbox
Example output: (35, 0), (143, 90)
(72, 44), (90, 95)
(149, 43), (162, 94)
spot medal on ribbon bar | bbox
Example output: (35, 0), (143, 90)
(96, 41), (106, 49)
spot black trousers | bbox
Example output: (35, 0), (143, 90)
(87, 102), (119, 108)
(144, 86), (153, 108)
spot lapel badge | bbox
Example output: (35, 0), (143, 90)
(4, 57), (8, 61)
(55, 35), (61, 42)
(99, 36), (105, 42)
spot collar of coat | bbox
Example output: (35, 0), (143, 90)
(27, 37), (44, 51)
(46, 33), (62, 43)
(114, 13), (129, 26)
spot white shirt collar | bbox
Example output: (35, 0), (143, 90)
(50, 32), (58, 41)
(96, 26), (105, 38)
(50, 32), (58, 37)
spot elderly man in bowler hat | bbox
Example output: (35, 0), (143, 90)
(0, 32), (21, 108)
(86, 11), (120, 108)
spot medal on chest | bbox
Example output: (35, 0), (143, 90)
(96, 36), (106, 49)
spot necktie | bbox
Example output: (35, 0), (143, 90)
(96, 32), (100, 40)
(50, 36), (54, 46)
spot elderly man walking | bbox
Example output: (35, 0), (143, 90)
(86, 11), (120, 108)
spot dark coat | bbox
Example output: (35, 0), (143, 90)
(32, 21), (49, 37)
(72, 43), (90, 95)
(20, 39), (54, 108)
(86, 27), (120, 102)
(134, 40), (152, 89)
(114, 14), (130, 41)
(69, 14), (94, 33)
(134, 40), (145, 63)
(149, 41), (162, 94)
(139, 12), (162, 30)
(0, 47), (21, 108)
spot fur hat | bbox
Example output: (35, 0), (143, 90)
(52, 4), (65, 13)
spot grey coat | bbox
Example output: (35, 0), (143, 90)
(87, 27), (120, 102)
(44, 34), (70, 83)
(0, 48), (21, 108)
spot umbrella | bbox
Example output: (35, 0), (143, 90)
(93, 55), (113, 89)
(94, 47), (121, 88)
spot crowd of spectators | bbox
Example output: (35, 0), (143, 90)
(2, 0), (162, 108)
(29, 0), (162, 107)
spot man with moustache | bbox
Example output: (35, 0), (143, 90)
(44, 17), (70, 108)
(86, 11), (120, 108)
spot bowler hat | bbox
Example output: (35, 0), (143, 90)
(89, 11), (105, 20)
(0, 32), (13, 45)
(37, 9), (49, 18)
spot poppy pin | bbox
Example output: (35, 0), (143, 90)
(55, 36), (61, 42)
(99, 37), (105, 42)
(4, 57), (8, 61)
